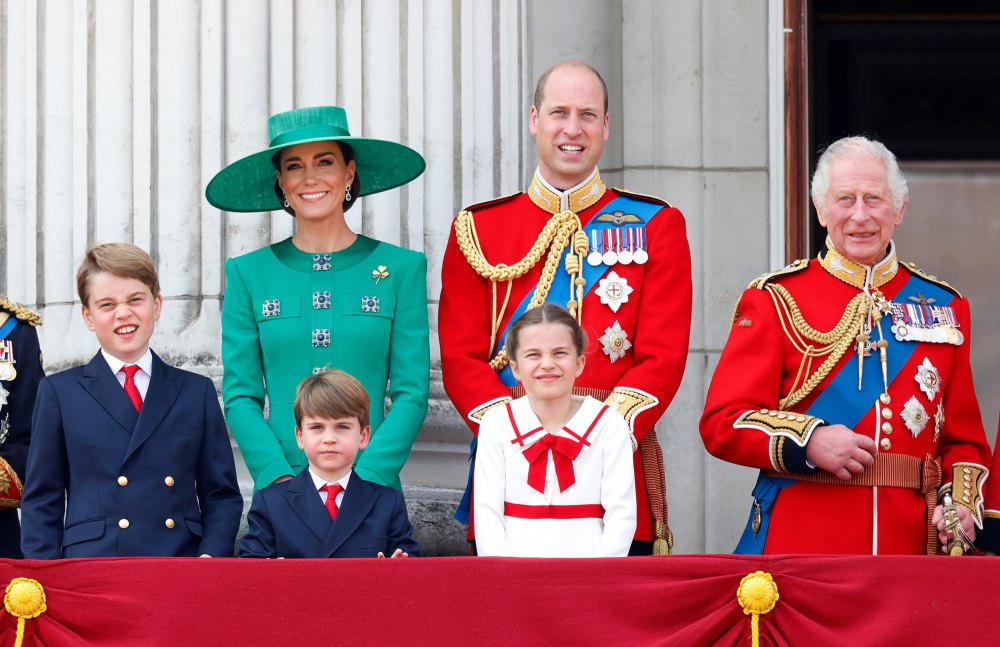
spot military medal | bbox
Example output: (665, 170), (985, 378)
(0, 341), (16, 381)
(632, 227), (648, 264)
(598, 321), (632, 362)
(617, 229), (633, 265)
(914, 357), (940, 400)
(901, 396), (928, 437)
(601, 230), (617, 266)
(587, 230), (603, 266)
(0, 383), (8, 407)
(890, 301), (963, 345)
(595, 272), (633, 313)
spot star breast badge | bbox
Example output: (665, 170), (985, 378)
(599, 321), (632, 363)
(595, 272), (633, 313)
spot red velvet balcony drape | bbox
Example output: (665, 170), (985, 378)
(0, 555), (997, 646)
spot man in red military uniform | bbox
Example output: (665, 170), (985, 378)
(701, 136), (990, 555)
(439, 60), (692, 555)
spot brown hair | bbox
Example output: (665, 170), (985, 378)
(533, 60), (609, 115)
(272, 141), (361, 216)
(76, 243), (160, 305)
(294, 369), (371, 429)
(507, 303), (587, 361)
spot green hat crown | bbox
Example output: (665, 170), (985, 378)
(206, 105), (425, 213)
(267, 107), (351, 147)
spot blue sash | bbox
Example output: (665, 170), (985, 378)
(495, 195), (663, 385)
(735, 272), (956, 554)
(0, 317), (15, 340)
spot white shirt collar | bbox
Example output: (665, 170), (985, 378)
(308, 468), (352, 491)
(101, 347), (153, 377)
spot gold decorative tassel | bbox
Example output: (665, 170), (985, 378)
(737, 571), (779, 647)
(5, 578), (47, 647)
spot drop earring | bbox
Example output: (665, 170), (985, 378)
(344, 184), (352, 202)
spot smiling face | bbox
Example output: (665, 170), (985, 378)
(81, 272), (162, 363)
(275, 141), (356, 222)
(296, 415), (370, 483)
(814, 155), (907, 265)
(529, 65), (609, 190)
(510, 322), (586, 403)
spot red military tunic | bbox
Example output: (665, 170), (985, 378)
(439, 169), (692, 544)
(982, 416), (1000, 553)
(701, 241), (990, 554)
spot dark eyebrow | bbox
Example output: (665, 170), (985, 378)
(281, 151), (337, 164)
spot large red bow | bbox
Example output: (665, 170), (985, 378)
(521, 434), (583, 494)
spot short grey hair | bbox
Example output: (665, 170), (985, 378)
(811, 136), (908, 212)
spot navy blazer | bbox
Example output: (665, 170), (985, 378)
(21, 350), (243, 558)
(239, 469), (420, 558)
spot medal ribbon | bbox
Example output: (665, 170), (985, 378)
(495, 195), (664, 384)
(521, 434), (584, 493)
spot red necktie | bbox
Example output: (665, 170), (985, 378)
(322, 483), (344, 521)
(120, 365), (143, 412)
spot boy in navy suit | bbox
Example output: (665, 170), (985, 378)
(239, 370), (420, 558)
(21, 243), (242, 558)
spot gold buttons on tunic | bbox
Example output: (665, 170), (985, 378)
(165, 519), (175, 529)
(881, 408), (892, 420)
(119, 519), (130, 529)
(880, 438), (892, 451)
(881, 422), (892, 435)
(164, 476), (175, 487)
(117, 476), (128, 486)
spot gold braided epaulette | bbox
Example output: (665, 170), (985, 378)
(458, 191), (522, 216)
(901, 261), (963, 299)
(610, 187), (671, 209)
(747, 259), (809, 290)
(0, 297), (41, 327)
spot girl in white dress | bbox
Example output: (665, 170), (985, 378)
(473, 304), (636, 557)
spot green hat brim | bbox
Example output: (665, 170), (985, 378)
(205, 136), (425, 213)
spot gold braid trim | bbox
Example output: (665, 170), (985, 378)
(453, 209), (586, 371)
(764, 283), (869, 410)
(0, 298), (42, 327)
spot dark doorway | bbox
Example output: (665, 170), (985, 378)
(811, 1), (1000, 253)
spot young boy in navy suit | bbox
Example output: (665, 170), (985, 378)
(239, 370), (420, 558)
(21, 243), (242, 558)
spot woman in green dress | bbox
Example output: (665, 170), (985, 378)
(206, 106), (429, 489)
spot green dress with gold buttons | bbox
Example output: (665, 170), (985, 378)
(222, 236), (429, 490)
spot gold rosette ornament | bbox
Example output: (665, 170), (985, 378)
(4, 578), (47, 647)
(737, 571), (779, 647)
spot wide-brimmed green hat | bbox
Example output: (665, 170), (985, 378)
(205, 106), (425, 212)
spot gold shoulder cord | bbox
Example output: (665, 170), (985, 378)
(764, 283), (869, 410)
(454, 210), (588, 371)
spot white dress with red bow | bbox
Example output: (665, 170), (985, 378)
(473, 395), (636, 557)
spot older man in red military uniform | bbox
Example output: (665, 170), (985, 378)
(701, 136), (990, 555)
(439, 60), (692, 555)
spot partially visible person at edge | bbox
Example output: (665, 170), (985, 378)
(700, 136), (991, 555)
(0, 297), (44, 558)
(206, 106), (430, 491)
(981, 416), (1000, 554)
(439, 60), (692, 555)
